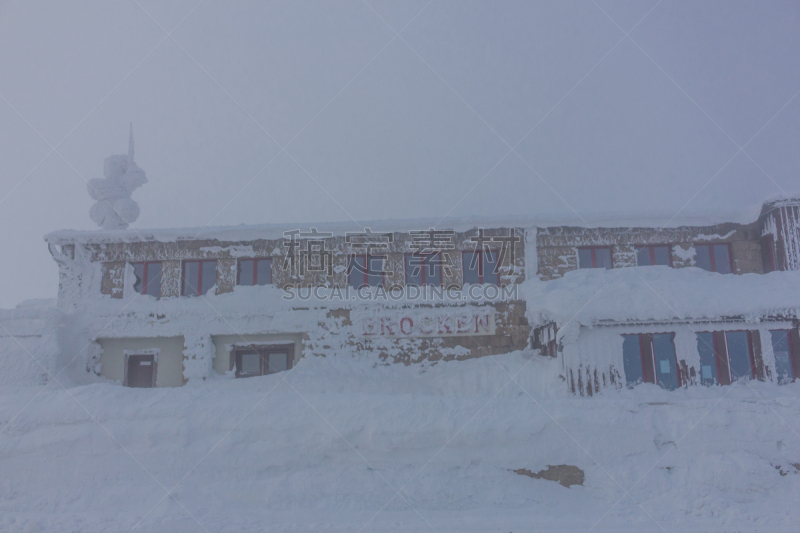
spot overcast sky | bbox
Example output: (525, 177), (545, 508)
(0, 0), (799, 307)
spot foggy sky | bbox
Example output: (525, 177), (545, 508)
(1, 0), (799, 308)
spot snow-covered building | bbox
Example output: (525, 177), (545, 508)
(39, 197), (800, 395)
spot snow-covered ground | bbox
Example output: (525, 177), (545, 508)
(1, 351), (799, 533)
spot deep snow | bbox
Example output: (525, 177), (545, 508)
(1, 351), (799, 533)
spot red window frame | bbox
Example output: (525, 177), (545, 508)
(181, 260), (217, 296)
(462, 250), (500, 285)
(131, 261), (161, 297)
(699, 329), (757, 385)
(348, 254), (385, 288)
(236, 258), (272, 286)
(638, 333), (656, 385)
(696, 243), (734, 274)
(635, 245), (673, 267)
(634, 333), (682, 388)
(725, 329), (757, 382)
(706, 330), (727, 385)
(578, 246), (614, 269)
(404, 252), (442, 286)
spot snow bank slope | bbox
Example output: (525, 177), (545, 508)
(525, 267), (800, 325)
(0, 299), (59, 386)
(1, 352), (799, 533)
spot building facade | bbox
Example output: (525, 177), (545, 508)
(43, 198), (800, 395)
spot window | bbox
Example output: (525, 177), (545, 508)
(405, 253), (442, 286)
(462, 250), (500, 285)
(234, 345), (293, 378)
(237, 258), (272, 286)
(622, 335), (646, 385)
(636, 246), (672, 267)
(726, 331), (755, 381)
(696, 332), (719, 386)
(621, 333), (680, 390)
(694, 244), (732, 274)
(182, 260), (217, 296)
(132, 261), (162, 297)
(348, 254), (384, 289)
(694, 330), (756, 385)
(578, 247), (613, 269)
(770, 330), (796, 384)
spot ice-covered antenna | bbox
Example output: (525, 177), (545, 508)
(87, 125), (148, 229)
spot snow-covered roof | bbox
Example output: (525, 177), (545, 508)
(43, 204), (775, 246)
(525, 267), (800, 326)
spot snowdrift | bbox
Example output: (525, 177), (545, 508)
(0, 299), (59, 386)
(525, 267), (800, 326)
(1, 352), (799, 532)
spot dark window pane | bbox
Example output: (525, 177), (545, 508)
(726, 331), (752, 381)
(695, 245), (712, 271)
(201, 261), (217, 294)
(636, 247), (652, 266)
(268, 352), (288, 373)
(367, 256), (384, 287)
(771, 330), (794, 384)
(405, 254), (423, 286)
(348, 255), (366, 288)
(463, 252), (480, 284)
(133, 263), (144, 294)
(427, 253), (442, 286)
(714, 245), (732, 274)
(653, 333), (679, 390)
(146, 262), (162, 298)
(238, 259), (254, 286)
(696, 332), (718, 386)
(240, 351), (261, 375)
(578, 248), (593, 269)
(595, 248), (613, 269)
(653, 246), (671, 266)
(622, 334), (643, 387)
(256, 259), (272, 286)
(483, 250), (500, 285)
(183, 262), (199, 296)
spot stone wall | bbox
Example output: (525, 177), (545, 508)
(536, 222), (764, 280)
(97, 227), (526, 297)
(94, 221), (770, 296)
(304, 301), (530, 365)
(100, 261), (125, 299)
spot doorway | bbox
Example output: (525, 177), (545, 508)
(126, 354), (157, 388)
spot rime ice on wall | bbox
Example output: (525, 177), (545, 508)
(760, 199), (800, 271)
(779, 205), (800, 270)
(561, 321), (794, 396)
(183, 334), (214, 384)
(87, 125), (147, 230)
(534, 223), (762, 279)
(41, 198), (800, 389)
(0, 300), (61, 386)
